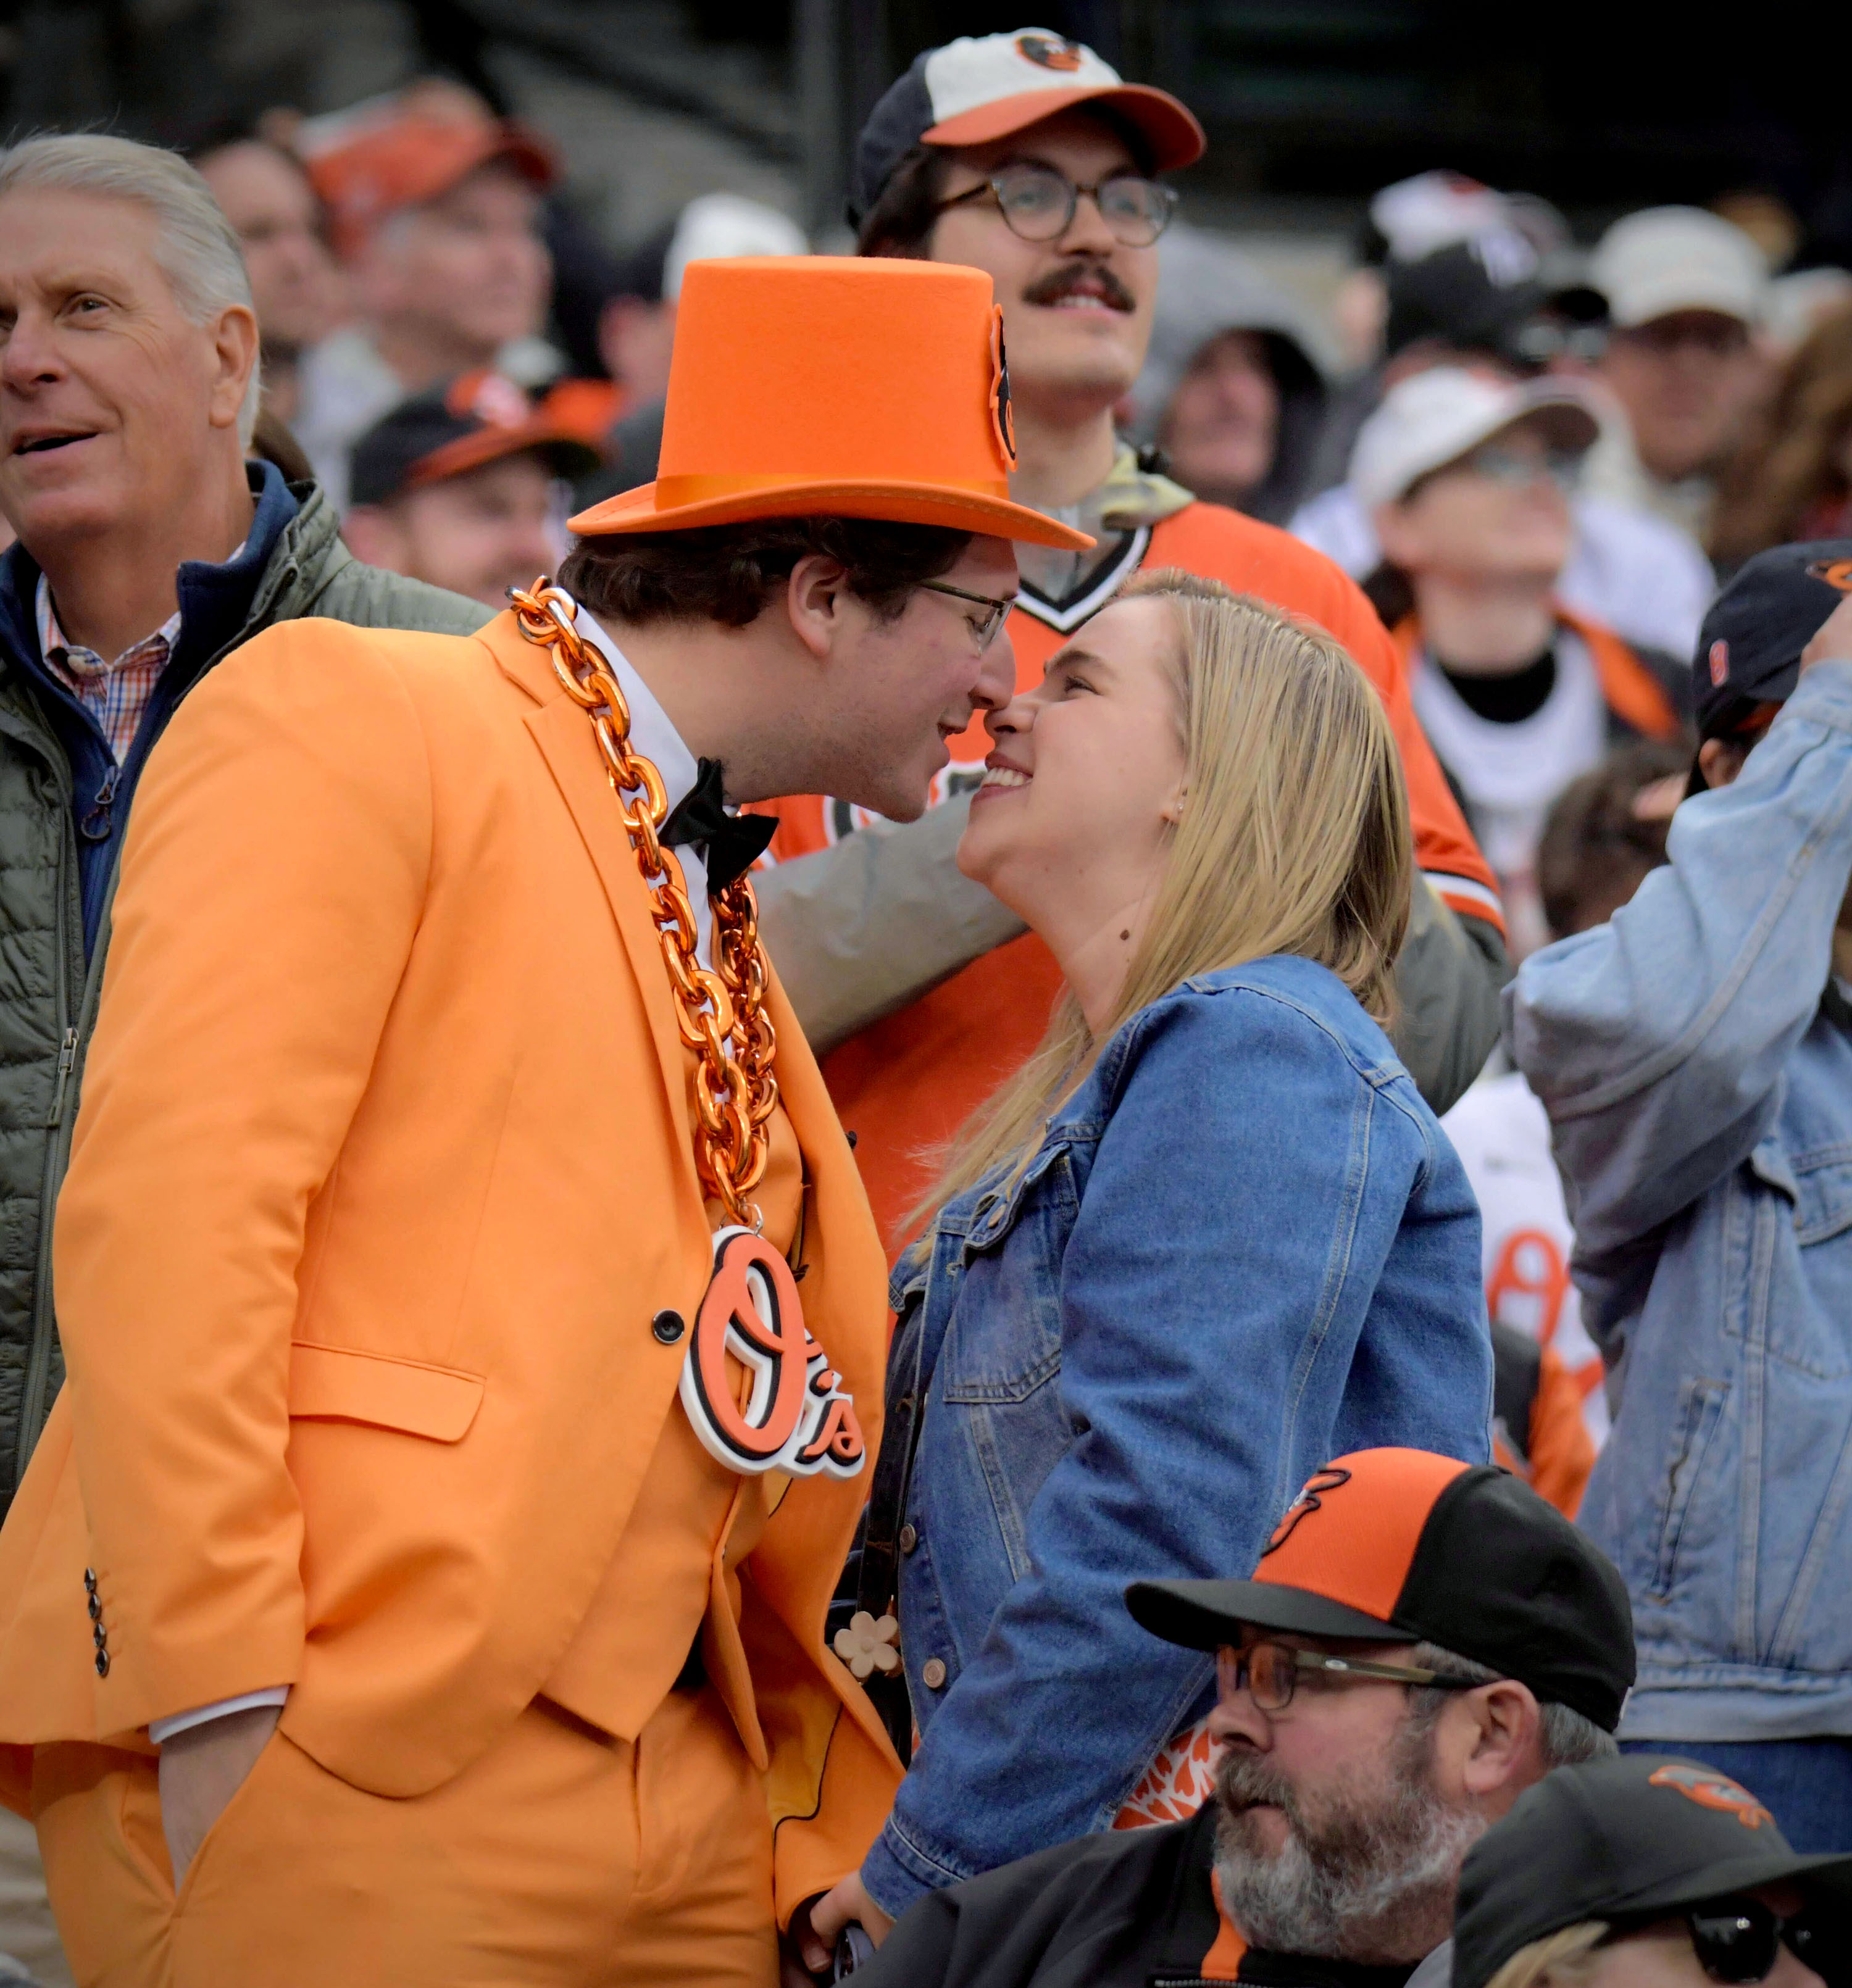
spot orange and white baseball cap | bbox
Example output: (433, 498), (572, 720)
(304, 112), (554, 259)
(850, 28), (1204, 224)
(1125, 1447), (1635, 1729)
(569, 256), (1092, 550)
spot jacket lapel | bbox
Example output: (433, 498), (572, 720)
(485, 612), (694, 1154)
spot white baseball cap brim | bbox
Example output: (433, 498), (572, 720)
(1590, 206), (1768, 330)
(1351, 367), (1602, 511)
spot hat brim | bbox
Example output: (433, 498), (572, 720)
(569, 477), (1094, 550)
(924, 83), (1206, 173)
(1127, 1578), (1405, 1651)
(408, 425), (601, 491)
(1609, 1847), (1852, 1921)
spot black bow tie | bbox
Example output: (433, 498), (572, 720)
(659, 758), (777, 892)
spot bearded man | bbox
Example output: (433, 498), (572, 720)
(831, 1448), (1634, 1986)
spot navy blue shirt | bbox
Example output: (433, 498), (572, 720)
(0, 461), (299, 954)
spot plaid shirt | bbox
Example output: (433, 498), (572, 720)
(36, 574), (178, 766)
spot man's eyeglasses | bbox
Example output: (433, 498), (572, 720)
(1611, 1895), (1846, 1987)
(1216, 1640), (1482, 1715)
(935, 163), (1178, 248)
(919, 580), (1014, 652)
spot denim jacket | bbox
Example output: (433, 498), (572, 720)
(1509, 659), (1852, 1742)
(859, 955), (1493, 1919)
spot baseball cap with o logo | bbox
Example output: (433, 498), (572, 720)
(849, 28), (1206, 226)
(1453, 1753), (1852, 1988)
(1125, 1446), (1635, 1730)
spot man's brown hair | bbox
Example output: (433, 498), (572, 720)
(558, 517), (972, 629)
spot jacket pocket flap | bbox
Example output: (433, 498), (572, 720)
(288, 1342), (485, 1443)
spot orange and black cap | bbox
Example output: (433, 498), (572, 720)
(1695, 538), (1852, 745)
(349, 370), (600, 509)
(1455, 1755), (1852, 1988)
(1125, 1447), (1635, 1729)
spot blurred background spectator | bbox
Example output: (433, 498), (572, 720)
(194, 133), (346, 427)
(1587, 206), (1772, 541)
(1290, 221), (1718, 662)
(1351, 365), (1687, 957)
(294, 98), (557, 507)
(1124, 219), (1333, 524)
(341, 368), (598, 607)
(1711, 302), (1852, 568)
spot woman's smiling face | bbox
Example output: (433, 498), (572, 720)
(957, 594), (1188, 936)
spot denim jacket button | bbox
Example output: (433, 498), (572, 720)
(899, 1523), (919, 1554)
(920, 1657), (948, 1690)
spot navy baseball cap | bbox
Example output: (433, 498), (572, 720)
(1694, 540), (1852, 742)
(850, 28), (1204, 226)
(349, 371), (600, 509)
(1454, 1754), (1852, 1988)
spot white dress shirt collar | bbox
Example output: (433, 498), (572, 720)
(573, 603), (714, 970)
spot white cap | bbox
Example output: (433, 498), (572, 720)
(1351, 367), (1602, 510)
(664, 194), (808, 302)
(1590, 206), (1767, 330)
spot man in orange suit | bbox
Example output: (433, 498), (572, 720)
(0, 256), (1088, 1986)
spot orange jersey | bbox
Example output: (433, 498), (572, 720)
(757, 501), (1502, 1249)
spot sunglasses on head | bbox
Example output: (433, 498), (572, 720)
(1614, 1895), (1847, 1988)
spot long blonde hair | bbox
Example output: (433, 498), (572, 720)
(920, 569), (1413, 1222)
(1483, 1923), (1610, 1988)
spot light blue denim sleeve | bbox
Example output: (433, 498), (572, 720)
(860, 988), (1490, 1918)
(1509, 657), (1852, 1257)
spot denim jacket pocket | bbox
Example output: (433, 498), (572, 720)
(1746, 1141), (1852, 1379)
(1648, 1374), (1730, 1600)
(940, 1142), (1078, 1406)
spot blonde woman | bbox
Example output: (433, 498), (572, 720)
(1453, 1754), (1848, 1988)
(825, 572), (1494, 1941)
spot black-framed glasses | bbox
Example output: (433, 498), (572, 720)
(935, 163), (1178, 247)
(1614, 1895), (1848, 1987)
(919, 580), (1015, 652)
(1216, 1640), (1483, 1715)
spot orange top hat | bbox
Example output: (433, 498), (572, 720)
(567, 257), (1092, 551)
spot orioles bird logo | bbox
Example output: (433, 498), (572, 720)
(1261, 1466), (1353, 1555)
(1709, 638), (1729, 688)
(1648, 1764), (1774, 1828)
(1016, 33), (1085, 70)
(1807, 558), (1852, 593)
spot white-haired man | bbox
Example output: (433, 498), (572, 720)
(0, 128), (488, 1987)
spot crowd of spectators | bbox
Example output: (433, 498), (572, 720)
(1, 28), (1852, 1988)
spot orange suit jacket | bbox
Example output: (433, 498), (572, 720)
(0, 609), (900, 1914)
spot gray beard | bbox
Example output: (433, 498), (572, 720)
(1209, 1721), (1484, 1964)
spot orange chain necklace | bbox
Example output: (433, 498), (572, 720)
(511, 581), (777, 1229)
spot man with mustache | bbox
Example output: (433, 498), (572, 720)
(841, 1449), (1634, 1987)
(751, 31), (1506, 1249)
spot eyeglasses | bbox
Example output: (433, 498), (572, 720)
(919, 580), (1015, 652)
(1216, 1640), (1483, 1714)
(1454, 441), (1586, 492)
(1611, 1895), (1846, 1987)
(935, 163), (1178, 247)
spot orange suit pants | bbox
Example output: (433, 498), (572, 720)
(29, 1684), (777, 1988)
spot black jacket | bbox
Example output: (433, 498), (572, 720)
(853, 1802), (1420, 1988)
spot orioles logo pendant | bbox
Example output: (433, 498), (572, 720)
(679, 1227), (867, 1479)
